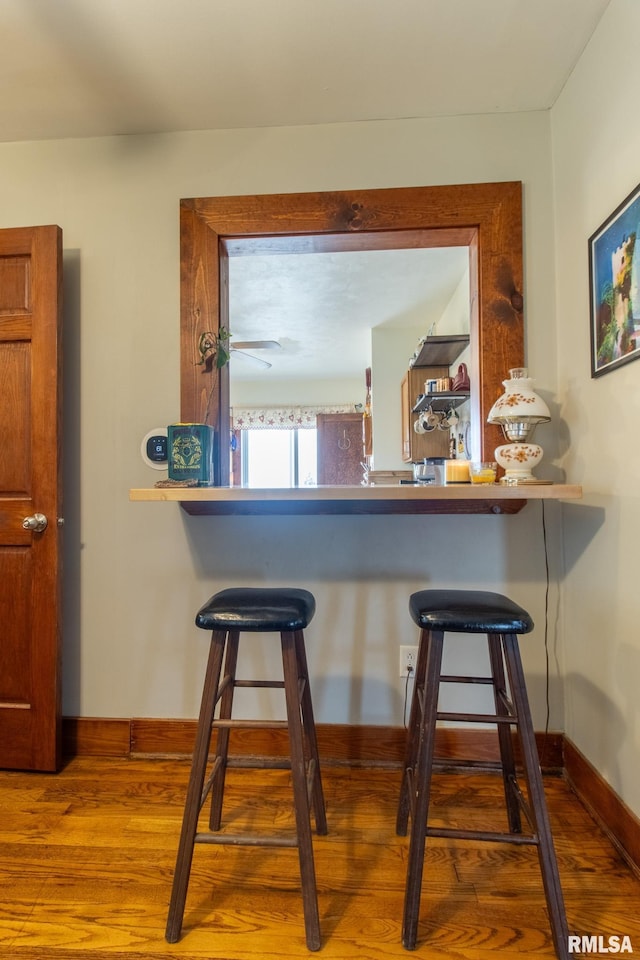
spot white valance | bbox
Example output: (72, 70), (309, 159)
(231, 404), (357, 430)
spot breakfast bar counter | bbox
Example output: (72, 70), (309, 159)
(129, 483), (582, 516)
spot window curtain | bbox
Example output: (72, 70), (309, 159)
(231, 404), (357, 430)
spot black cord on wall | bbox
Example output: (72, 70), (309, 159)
(540, 499), (551, 764)
(403, 667), (413, 728)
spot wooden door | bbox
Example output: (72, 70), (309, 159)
(317, 413), (365, 485)
(0, 226), (63, 771)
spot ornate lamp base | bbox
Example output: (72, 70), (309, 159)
(495, 442), (544, 483)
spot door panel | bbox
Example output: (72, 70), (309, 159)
(0, 548), (33, 701)
(317, 413), (365, 486)
(0, 254), (32, 313)
(0, 226), (63, 771)
(0, 341), (32, 492)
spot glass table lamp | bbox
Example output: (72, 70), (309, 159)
(487, 368), (551, 483)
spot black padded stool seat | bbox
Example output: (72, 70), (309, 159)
(166, 587), (327, 952)
(196, 586), (316, 632)
(397, 589), (569, 958)
(409, 589), (533, 634)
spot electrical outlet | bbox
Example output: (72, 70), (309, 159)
(399, 645), (419, 677)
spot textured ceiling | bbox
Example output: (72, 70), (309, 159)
(229, 247), (470, 382)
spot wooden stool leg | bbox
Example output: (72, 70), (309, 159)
(503, 634), (569, 960)
(294, 629), (327, 835)
(396, 627), (430, 837)
(402, 629), (444, 951)
(166, 630), (226, 944)
(281, 630), (322, 952)
(487, 634), (522, 834)
(209, 630), (239, 830)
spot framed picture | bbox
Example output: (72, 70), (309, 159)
(589, 182), (640, 377)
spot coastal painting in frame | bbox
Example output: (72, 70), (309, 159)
(589, 182), (640, 377)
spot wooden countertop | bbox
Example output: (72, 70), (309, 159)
(129, 483), (582, 516)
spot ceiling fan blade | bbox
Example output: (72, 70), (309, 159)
(230, 348), (272, 369)
(232, 340), (281, 351)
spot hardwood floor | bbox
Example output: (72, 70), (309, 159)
(0, 756), (638, 959)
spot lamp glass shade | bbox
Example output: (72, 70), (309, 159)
(487, 368), (550, 424)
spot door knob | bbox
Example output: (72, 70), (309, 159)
(22, 513), (48, 533)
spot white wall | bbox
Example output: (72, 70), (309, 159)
(371, 322), (423, 470)
(0, 111), (563, 736)
(231, 376), (361, 407)
(552, 0), (640, 815)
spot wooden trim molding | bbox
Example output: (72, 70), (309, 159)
(63, 717), (562, 767)
(563, 737), (640, 876)
(62, 717), (131, 757)
(180, 182), (525, 480)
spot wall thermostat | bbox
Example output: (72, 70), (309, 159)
(140, 427), (169, 470)
(147, 435), (168, 461)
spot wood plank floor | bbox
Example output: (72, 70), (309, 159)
(0, 756), (638, 959)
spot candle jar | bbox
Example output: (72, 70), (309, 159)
(445, 459), (470, 483)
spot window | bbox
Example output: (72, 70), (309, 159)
(242, 428), (317, 487)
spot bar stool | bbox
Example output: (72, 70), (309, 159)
(165, 587), (327, 952)
(396, 589), (569, 958)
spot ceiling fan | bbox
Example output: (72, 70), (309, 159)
(230, 339), (281, 369)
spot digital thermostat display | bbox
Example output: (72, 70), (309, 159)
(140, 427), (169, 470)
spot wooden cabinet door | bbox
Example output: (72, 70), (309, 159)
(401, 366), (450, 462)
(317, 413), (365, 485)
(0, 226), (63, 771)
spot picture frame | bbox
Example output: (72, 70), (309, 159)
(589, 182), (640, 378)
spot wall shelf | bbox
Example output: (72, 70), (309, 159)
(130, 483), (582, 516)
(411, 334), (470, 368)
(413, 391), (470, 413)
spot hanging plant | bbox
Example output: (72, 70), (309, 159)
(196, 327), (231, 371)
(196, 327), (231, 424)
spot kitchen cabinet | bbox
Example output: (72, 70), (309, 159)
(401, 335), (470, 463)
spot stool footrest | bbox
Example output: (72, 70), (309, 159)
(195, 831), (298, 848)
(426, 825), (538, 845)
(212, 718), (289, 729)
(226, 756), (291, 770)
(440, 674), (493, 685)
(432, 758), (504, 773)
(233, 679), (286, 689)
(436, 710), (517, 724)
